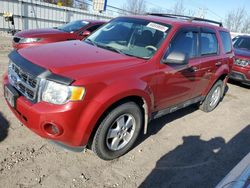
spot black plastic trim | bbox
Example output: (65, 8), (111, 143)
(152, 96), (205, 119)
(201, 27), (216, 34)
(9, 50), (46, 77)
(49, 140), (86, 152)
(46, 73), (74, 85)
(230, 71), (250, 84)
(147, 13), (223, 27)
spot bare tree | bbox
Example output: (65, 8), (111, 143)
(149, 7), (168, 14)
(122, 0), (147, 15)
(171, 0), (196, 17)
(172, 0), (185, 15)
(224, 8), (246, 32)
(241, 17), (250, 33)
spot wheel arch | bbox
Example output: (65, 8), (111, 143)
(87, 94), (151, 148)
(202, 65), (230, 96)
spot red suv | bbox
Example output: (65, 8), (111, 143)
(12, 20), (106, 49)
(230, 35), (250, 85)
(3, 14), (234, 160)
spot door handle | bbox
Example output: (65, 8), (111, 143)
(215, 62), (222, 66)
(188, 66), (198, 72)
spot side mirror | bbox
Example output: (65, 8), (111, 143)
(163, 51), (189, 65)
(80, 30), (91, 37)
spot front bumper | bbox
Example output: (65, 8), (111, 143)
(3, 76), (101, 148)
(230, 65), (250, 84)
(230, 71), (250, 84)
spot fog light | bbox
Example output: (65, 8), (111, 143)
(43, 123), (63, 136)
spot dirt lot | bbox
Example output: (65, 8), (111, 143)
(0, 36), (250, 188)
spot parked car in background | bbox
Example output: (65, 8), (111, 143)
(230, 35), (250, 85)
(4, 14), (233, 160)
(12, 20), (106, 49)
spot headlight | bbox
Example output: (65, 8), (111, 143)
(42, 81), (85, 105)
(19, 37), (42, 43)
(234, 58), (250, 67)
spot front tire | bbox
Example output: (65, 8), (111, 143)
(92, 102), (143, 160)
(200, 80), (223, 112)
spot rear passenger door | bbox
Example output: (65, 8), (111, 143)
(194, 28), (220, 96)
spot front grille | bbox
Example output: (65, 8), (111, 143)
(13, 37), (21, 43)
(8, 62), (40, 102)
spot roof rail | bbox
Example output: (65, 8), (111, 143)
(147, 13), (223, 27)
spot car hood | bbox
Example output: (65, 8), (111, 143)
(15, 28), (68, 38)
(235, 48), (250, 59)
(18, 40), (146, 80)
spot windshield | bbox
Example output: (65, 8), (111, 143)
(234, 37), (250, 51)
(58, 20), (89, 33)
(85, 17), (170, 59)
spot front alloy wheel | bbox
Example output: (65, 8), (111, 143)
(92, 102), (142, 160)
(106, 114), (136, 151)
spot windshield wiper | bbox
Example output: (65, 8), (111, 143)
(122, 52), (149, 60)
(85, 38), (97, 47)
(97, 44), (125, 55)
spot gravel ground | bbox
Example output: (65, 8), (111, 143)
(0, 36), (250, 188)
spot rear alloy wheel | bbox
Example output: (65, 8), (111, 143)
(209, 86), (221, 109)
(200, 80), (223, 112)
(92, 102), (142, 160)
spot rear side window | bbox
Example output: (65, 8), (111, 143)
(168, 31), (198, 58)
(201, 33), (218, 56)
(219, 31), (232, 53)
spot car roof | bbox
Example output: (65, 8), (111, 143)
(120, 15), (228, 32)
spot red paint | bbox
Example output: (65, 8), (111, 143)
(4, 16), (234, 147)
(13, 20), (106, 49)
(231, 36), (250, 83)
(232, 53), (250, 80)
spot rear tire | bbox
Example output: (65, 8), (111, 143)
(200, 80), (223, 112)
(92, 102), (142, 160)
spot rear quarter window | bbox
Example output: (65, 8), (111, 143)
(219, 31), (232, 54)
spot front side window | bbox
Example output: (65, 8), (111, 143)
(85, 17), (170, 59)
(233, 37), (250, 51)
(167, 31), (198, 58)
(201, 33), (218, 56)
(58, 20), (89, 33)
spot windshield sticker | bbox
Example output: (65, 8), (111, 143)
(146, 22), (169, 32)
